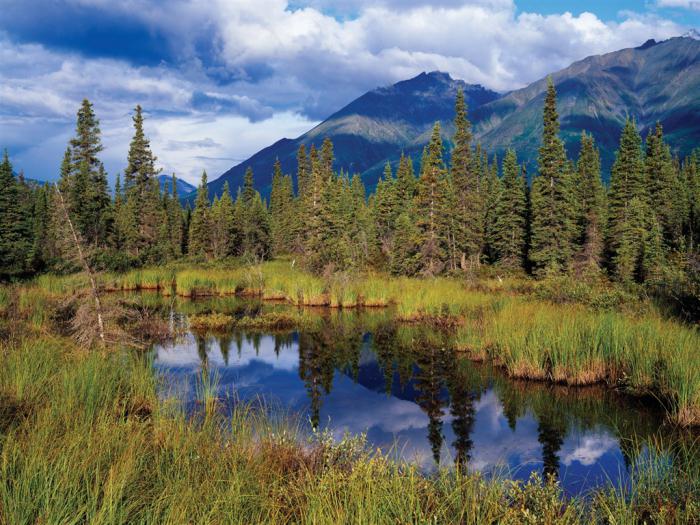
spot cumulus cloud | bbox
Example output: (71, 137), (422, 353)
(0, 1), (690, 183)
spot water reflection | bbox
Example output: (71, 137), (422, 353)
(150, 297), (684, 495)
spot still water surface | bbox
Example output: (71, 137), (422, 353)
(150, 296), (681, 496)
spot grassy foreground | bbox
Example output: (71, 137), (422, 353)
(24, 259), (700, 427)
(1, 329), (699, 524)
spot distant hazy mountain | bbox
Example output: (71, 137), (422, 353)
(158, 175), (196, 198)
(200, 33), (700, 200)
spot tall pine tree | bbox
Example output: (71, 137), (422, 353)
(529, 78), (577, 274)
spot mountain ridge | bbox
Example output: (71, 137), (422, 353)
(193, 34), (700, 202)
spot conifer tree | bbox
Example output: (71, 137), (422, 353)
(123, 105), (163, 257)
(492, 150), (527, 269)
(188, 171), (212, 258)
(28, 183), (51, 272)
(390, 211), (420, 276)
(608, 118), (647, 279)
(574, 132), (606, 273)
(415, 123), (449, 275)
(66, 99), (111, 247)
(165, 175), (184, 258)
(0, 151), (32, 278)
(614, 196), (652, 284)
(211, 182), (236, 259)
(483, 156), (502, 263)
(645, 123), (685, 248)
(394, 153), (417, 209)
(683, 152), (700, 250)
(529, 78), (577, 274)
(374, 162), (397, 255)
(269, 160), (295, 255)
(450, 89), (483, 269)
(240, 168), (270, 260)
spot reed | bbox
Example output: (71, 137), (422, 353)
(1, 332), (696, 524)
(14, 261), (700, 425)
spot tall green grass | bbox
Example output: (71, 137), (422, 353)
(2, 334), (698, 524)
(14, 260), (700, 426)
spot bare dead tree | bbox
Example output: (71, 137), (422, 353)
(53, 184), (106, 347)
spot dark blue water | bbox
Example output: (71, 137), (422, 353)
(151, 303), (675, 496)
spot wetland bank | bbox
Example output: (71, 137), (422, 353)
(1, 262), (699, 524)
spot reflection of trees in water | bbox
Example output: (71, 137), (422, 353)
(372, 323), (400, 395)
(492, 377), (674, 480)
(273, 333), (295, 357)
(216, 334), (233, 365)
(533, 397), (567, 480)
(180, 301), (685, 480)
(196, 334), (209, 366)
(413, 345), (451, 465)
(298, 315), (364, 429)
(446, 356), (480, 469)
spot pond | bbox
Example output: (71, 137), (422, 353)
(147, 294), (688, 496)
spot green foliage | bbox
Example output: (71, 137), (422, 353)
(188, 171), (212, 258)
(415, 123), (449, 275)
(0, 152), (33, 278)
(529, 79), (578, 274)
(573, 132), (606, 274)
(450, 89), (484, 268)
(492, 150), (527, 269)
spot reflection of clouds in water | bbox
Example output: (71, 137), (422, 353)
(561, 432), (618, 467)
(155, 334), (299, 372)
(154, 332), (629, 489)
(465, 391), (542, 474)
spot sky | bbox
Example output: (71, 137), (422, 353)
(1, 0), (698, 185)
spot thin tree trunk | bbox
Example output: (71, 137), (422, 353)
(55, 184), (106, 346)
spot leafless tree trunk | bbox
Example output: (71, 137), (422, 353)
(54, 184), (106, 347)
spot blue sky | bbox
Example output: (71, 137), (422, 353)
(0, 0), (697, 184)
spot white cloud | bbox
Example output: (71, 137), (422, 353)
(0, 1), (690, 183)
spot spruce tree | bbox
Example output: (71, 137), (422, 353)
(28, 183), (51, 272)
(450, 89), (483, 269)
(269, 160), (294, 255)
(645, 123), (685, 248)
(483, 156), (502, 263)
(165, 175), (184, 258)
(492, 150), (527, 269)
(390, 211), (420, 276)
(240, 168), (270, 260)
(212, 182), (236, 258)
(529, 78), (577, 274)
(188, 171), (212, 257)
(614, 196), (652, 284)
(394, 153), (417, 209)
(374, 162), (397, 255)
(123, 105), (162, 257)
(574, 132), (606, 273)
(415, 123), (449, 275)
(0, 151), (32, 278)
(684, 152), (700, 251)
(67, 99), (111, 247)
(608, 118), (647, 279)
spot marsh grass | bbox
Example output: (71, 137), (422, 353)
(2, 332), (698, 523)
(15, 261), (700, 426)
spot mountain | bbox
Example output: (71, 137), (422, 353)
(201, 34), (700, 200)
(472, 34), (700, 175)
(196, 72), (500, 201)
(158, 175), (196, 198)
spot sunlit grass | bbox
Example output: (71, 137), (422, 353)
(12, 259), (700, 426)
(1, 333), (697, 523)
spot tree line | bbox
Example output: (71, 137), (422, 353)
(1, 79), (699, 294)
